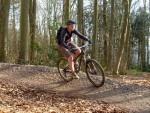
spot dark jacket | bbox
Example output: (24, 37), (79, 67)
(58, 28), (89, 49)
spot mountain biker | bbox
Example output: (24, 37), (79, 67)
(57, 20), (91, 79)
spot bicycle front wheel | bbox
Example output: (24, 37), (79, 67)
(86, 59), (105, 87)
(57, 58), (73, 82)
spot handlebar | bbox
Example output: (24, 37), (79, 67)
(79, 42), (91, 49)
(70, 42), (92, 52)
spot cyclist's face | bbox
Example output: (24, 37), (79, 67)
(68, 24), (76, 31)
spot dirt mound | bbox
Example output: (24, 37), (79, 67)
(0, 80), (125, 113)
(0, 63), (150, 113)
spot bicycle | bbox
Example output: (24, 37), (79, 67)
(57, 42), (105, 87)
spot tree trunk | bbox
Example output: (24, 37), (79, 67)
(29, 0), (36, 64)
(63, 0), (70, 25)
(18, 0), (29, 64)
(0, 0), (10, 62)
(46, 0), (52, 46)
(138, 37), (141, 66)
(141, 0), (146, 70)
(148, 0), (150, 65)
(121, 19), (131, 73)
(103, 0), (108, 68)
(92, 0), (98, 59)
(141, 32), (146, 71)
(12, 0), (18, 62)
(146, 0), (149, 67)
(146, 36), (149, 66)
(77, 0), (84, 45)
(120, 0), (132, 74)
(107, 0), (114, 71)
(115, 0), (130, 75)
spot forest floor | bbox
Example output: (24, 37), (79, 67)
(0, 63), (149, 113)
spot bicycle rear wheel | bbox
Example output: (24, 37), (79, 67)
(86, 59), (105, 87)
(57, 58), (73, 82)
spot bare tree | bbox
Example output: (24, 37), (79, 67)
(92, 0), (98, 59)
(77, 0), (84, 45)
(103, 0), (108, 68)
(0, 0), (10, 62)
(18, 0), (29, 64)
(29, 0), (36, 64)
(63, 0), (70, 24)
(107, 0), (114, 71)
(115, 0), (131, 74)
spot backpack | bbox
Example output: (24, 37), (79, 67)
(56, 27), (64, 44)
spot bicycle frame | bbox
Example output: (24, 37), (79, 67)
(57, 42), (105, 87)
(74, 49), (87, 73)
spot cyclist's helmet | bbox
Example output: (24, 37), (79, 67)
(66, 20), (76, 25)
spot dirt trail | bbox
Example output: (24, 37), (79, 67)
(0, 63), (150, 113)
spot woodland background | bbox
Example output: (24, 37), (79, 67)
(0, 0), (150, 75)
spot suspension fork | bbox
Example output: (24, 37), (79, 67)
(79, 52), (87, 72)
